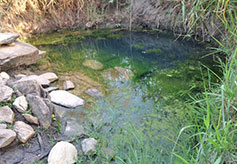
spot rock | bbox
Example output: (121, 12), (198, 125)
(101, 147), (115, 160)
(0, 41), (43, 71)
(0, 106), (14, 124)
(26, 94), (53, 129)
(0, 129), (17, 148)
(18, 75), (50, 87)
(64, 80), (75, 90)
(0, 72), (10, 82)
(12, 79), (43, 96)
(14, 121), (35, 143)
(39, 72), (58, 83)
(49, 90), (84, 108)
(102, 67), (133, 82)
(85, 88), (102, 97)
(13, 95), (28, 113)
(44, 86), (59, 93)
(48, 141), (78, 164)
(81, 138), (97, 155)
(14, 74), (26, 79)
(83, 60), (103, 70)
(22, 114), (39, 125)
(0, 33), (19, 45)
(0, 124), (7, 129)
(63, 120), (85, 137)
(0, 84), (13, 102)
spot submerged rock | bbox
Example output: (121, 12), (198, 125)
(0, 106), (14, 124)
(13, 95), (28, 113)
(83, 60), (103, 70)
(81, 138), (97, 155)
(85, 88), (102, 97)
(48, 141), (78, 164)
(63, 120), (85, 137)
(0, 41), (43, 71)
(0, 129), (16, 148)
(102, 67), (133, 82)
(49, 90), (84, 108)
(0, 84), (13, 102)
(14, 121), (35, 143)
(0, 33), (19, 45)
(26, 94), (53, 129)
(64, 80), (75, 90)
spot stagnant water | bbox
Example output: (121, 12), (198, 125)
(32, 30), (217, 163)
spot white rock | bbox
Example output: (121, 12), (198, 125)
(0, 72), (10, 81)
(22, 114), (39, 125)
(0, 124), (7, 129)
(64, 80), (75, 90)
(0, 84), (14, 102)
(0, 33), (19, 45)
(81, 138), (97, 154)
(49, 90), (84, 108)
(18, 75), (50, 87)
(39, 72), (58, 83)
(0, 106), (14, 124)
(48, 141), (78, 164)
(0, 129), (16, 148)
(14, 121), (35, 143)
(13, 96), (28, 113)
(14, 74), (26, 79)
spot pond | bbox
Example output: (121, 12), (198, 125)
(30, 30), (217, 163)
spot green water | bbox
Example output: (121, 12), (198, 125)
(31, 30), (218, 163)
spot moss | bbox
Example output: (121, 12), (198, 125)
(132, 43), (145, 50)
(145, 48), (162, 54)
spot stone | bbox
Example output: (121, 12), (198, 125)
(81, 138), (97, 155)
(102, 67), (133, 82)
(39, 72), (58, 83)
(85, 88), (102, 97)
(18, 75), (50, 87)
(26, 94), (53, 129)
(63, 80), (75, 90)
(83, 60), (103, 70)
(12, 79), (43, 96)
(0, 106), (14, 124)
(0, 129), (17, 148)
(0, 124), (7, 129)
(22, 114), (39, 125)
(49, 90), (84, 108)
(0, 41), (43, 71)
(13, 95), (28, 113)
(14, 74), (26, 79)
(14, 121), (35, 143)
(0, 84), (13, 102)
(0, 33), (19, 45)
(0, 72), (10, 82)
(63, 120), (85, 137)
(44, 86), (59, 93)
(48, 141), (78, 164)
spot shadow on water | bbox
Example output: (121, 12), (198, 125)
(33, 30), (219, 163)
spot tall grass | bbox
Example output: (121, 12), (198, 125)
(173, 0), (237, 163)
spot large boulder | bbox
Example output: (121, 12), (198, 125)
(0, 84), (13, 102)
(49, 90), (84, 108)
(26, 94), (53, 129)
(0, 33), (19, 45)
(14, 121), (35, 143)
(0, 129), (17, 148)
(0, 106), (14, 124)
(48, 141), (78, 164)
(0, 41), (44, 71)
